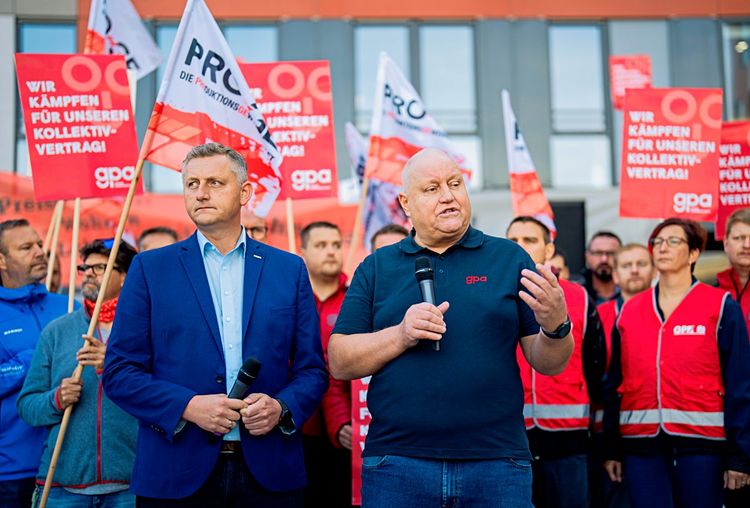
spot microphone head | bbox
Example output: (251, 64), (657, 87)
(236, 357), (261, 384)
(414, 256), (434, 282)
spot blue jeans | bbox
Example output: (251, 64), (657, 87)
(531, 454), (588, 508)
(32, 486), (134, 507)
(361, 455), (533, 508)
(623, 453), (724, 508)
(0, 477), (36, 508)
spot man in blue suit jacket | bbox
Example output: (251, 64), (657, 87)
(103, 143), (328, 507)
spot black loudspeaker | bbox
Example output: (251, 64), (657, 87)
(550, 201), (586, 275)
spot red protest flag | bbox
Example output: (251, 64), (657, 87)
(619, 88), (723, 222)
(609, 55), (652, 111)
(239, 60), (338, 201)
(144, 0), (283, 217)
(14, 53), (142, 202)
(716, 121), (750, 239)
(502, 89), (556, 237)
(84, 0), (162, 80)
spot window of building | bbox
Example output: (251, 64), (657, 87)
(223, 25), (278, 63)
(419, 26), (476, 133)
(723, 23), (750, 120)
(15, 22), (77, 175)
(354, 24), (481, 188)
(548, 25), (612, 187)
(354, 25), (410, 132)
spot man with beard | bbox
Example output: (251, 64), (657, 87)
(581, 232), (622, 305)
(18, 239), (138, 507)
(594, 244), (654, 508)
(299, 221), (351, 508)
(0, 219), (69, 507)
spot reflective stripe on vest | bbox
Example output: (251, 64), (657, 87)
(620, 409), (724, 427)
(523, 403), (590, 420)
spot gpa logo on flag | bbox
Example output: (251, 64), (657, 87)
(672, 193), (712, 214)
(95, 166), (136, 190)
(291, 169), (332, 192)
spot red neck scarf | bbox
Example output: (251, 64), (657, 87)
(84, 297), (118, 323)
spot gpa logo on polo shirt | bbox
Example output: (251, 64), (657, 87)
(672, 324), (706, 336)
(465, 275), (487, 285)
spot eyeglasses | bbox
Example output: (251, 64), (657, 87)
(77, 263), (108, 275)
(649, 236), (688, 248)
(588, 250), (617, 258)
(249, 226), (267, 238)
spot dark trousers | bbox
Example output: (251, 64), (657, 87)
(303, 434), (352, 508)
(136, 451), (304, 508)
(590, 435), (630, 508)
(532, 454), (589, 508)
(725, 485), (750, 508)
(0, 477), (36, 508)
(623, 453), (723, 508)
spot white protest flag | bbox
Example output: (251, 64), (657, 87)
(365, 52), (472, 185)
(345, 121), (367, 185)
(502, 89), (556, 236)
(84, 0), (162, 80)
(143, 0), (283, 217)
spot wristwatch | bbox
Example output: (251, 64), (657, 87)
(275, 398), (296, 436)
(541, 316), (572, 339)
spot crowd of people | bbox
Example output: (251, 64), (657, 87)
(1, 142), (749, 508)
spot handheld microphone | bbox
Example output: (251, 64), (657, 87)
(228, 357), (261, 399)
(414, 256), (440, 352)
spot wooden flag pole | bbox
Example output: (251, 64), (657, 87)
(45, 202), (64, 291)
(43, 200), (64, 254)
(344, 176), (370, 276)
(67, 198), (81, 313)
(286, 197), (296, 253)
(39, 128), (155, 508)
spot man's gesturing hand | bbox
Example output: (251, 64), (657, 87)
(398, 301), (450, 349)
(519, 264), (568, 331)
(241, 393), (282, 436)
(182, 394), (247, 434)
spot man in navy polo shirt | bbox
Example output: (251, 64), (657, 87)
(328, 148), (574, 507)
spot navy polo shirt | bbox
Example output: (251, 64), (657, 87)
(333, 226), (539, 460)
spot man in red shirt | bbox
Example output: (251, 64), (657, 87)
(300, 221), (351, 508)
(718, 209), (750, 507)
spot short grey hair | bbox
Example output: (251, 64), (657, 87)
(181, 143), (248, 186)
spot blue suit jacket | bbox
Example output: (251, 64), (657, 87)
(103, 232), (327, 498)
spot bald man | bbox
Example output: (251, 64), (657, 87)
(328, 148), (572, 507)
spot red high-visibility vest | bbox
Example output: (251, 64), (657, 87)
(592, 299), (620, 433)
(517, 278), (590, 431)
(616, 282), (728, 440)
(716, 268), (750, 339)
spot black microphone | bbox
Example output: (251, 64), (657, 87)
(228, 357), (261, 399)
(415, 256), (440, 352)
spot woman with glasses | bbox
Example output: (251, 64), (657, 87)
(602, 218), (750, 508)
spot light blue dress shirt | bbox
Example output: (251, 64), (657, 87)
(196, 228), (246, 441)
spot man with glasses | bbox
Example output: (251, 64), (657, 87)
(138, 227), (179, 252)
(241, 206), (269, 243)
(0, 219), (69, 508)
(18, 238), (138, 507)
(581, 231), (623, 305)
